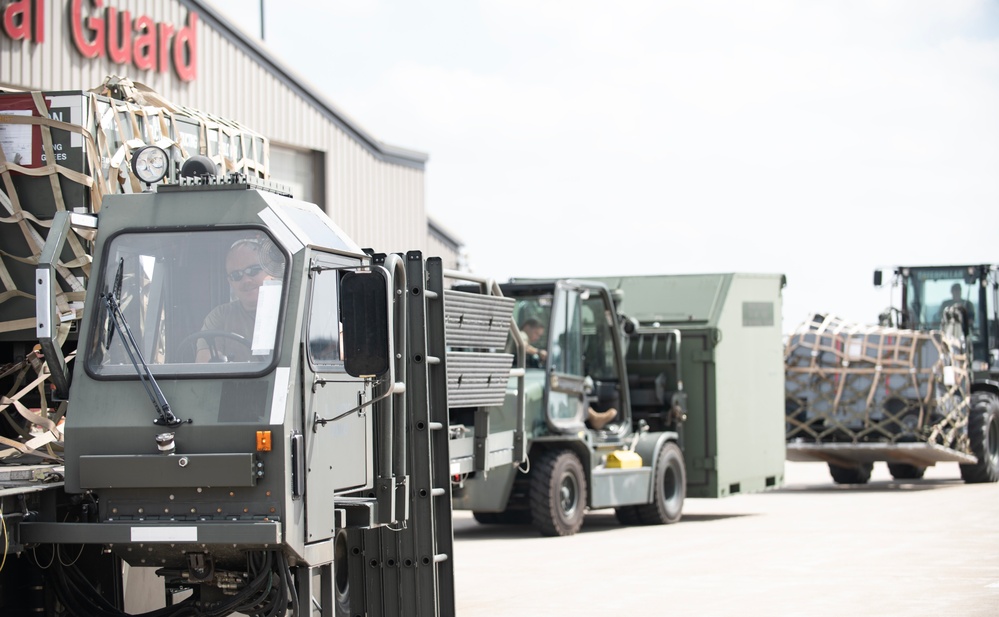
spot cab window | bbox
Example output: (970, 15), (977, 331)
(307, 258), (344, 370)
(87, 229), (288, 377)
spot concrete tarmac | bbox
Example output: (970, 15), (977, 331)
(453, 461), (999, 617)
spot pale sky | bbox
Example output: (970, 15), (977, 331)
(207, 0), (999, 332)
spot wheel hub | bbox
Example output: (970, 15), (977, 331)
(560, 477), (578, 515)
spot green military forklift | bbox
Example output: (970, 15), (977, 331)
(451, 273), (787, 536)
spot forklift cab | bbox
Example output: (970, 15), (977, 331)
(508, 280), (631, 437)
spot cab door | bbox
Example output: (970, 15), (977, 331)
(301, 251), (373, 542)
(545, 283), (628, 434)
(545, 284), (587, 432)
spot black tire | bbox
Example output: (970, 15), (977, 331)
(472, 511), (501, 525)
(828, 461), (873, 484)
(529, 450), (587, 537)
(472, 510), (531, 525)
(960, 392), (999, 483)
(496, 509), (533, 525)
(887, 462), (926, 480)
(614, 505), (642, 526)
(634, 441), (685, 525)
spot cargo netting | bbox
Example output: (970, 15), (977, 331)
(0, 349), (65, 463)
(785, 313), (971, 453)
(0, 76), (269, 459)
(0, 76), (269, 337)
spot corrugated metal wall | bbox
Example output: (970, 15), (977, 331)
(0, 0), (456, 265)
(427, 219), (464, 272)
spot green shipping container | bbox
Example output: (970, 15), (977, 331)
(595, 273), (787, 498)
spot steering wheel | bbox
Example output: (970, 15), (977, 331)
(179, 330), (249, 362)
(526, 351), (546, 369)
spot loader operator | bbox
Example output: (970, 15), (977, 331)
(939, 283), (975, 330)
(196, 237), (275, 362)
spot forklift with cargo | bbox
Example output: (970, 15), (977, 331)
(785, 264), (999, 484)
(0, 86), (523, 615)
(452, 273), (787, 536)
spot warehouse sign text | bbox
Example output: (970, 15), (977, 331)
(1, 0), (199, 82)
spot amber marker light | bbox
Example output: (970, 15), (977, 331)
(256, 431), (272, 452)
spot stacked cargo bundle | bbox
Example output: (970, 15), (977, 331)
(0, 76), (269, 340)
(0, 76), (269, 458)
(785, 313), (971, 452)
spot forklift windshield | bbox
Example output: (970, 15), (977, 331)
(87, 228), (288, 377)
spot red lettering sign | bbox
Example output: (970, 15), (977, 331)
(132, 15), (155, 70)
(68, 0), (198, 82)
(2, 0), (45, 43)
(173, 13), (197, 81)
(157, 22), (174, 74)
(70, 0), (104, 58)
(106, 8), (131, 64)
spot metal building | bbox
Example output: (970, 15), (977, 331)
(0, 0), (462, 267)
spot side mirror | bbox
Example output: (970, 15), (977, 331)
(873, 270), (883, 287)
(340, 270), (390, 378)
(620, 315), (639, 336)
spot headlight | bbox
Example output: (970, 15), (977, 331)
(131, 146), (168, 184)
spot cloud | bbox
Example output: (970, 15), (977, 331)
(212, 0), (999, 330)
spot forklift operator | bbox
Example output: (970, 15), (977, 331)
(520, 318), (548, 367)
(196, 238), (276, 362)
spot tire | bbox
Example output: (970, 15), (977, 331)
(529, 450), (587, 537)
(828, 461), (873, 484)
(473, 509), (532, 525)
(614, 505), (642, 526)
(496, 509), (533, 525)
(960, 392), (999, 483)
(887, 463), (926, 480)
(634, 441), (685, 525)
(472, 511), (501, 525)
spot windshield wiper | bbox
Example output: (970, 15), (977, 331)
(101, 258), (183, 427)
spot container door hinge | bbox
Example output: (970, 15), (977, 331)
(693, 456), (717, 470)
(693, 350), (714, 363)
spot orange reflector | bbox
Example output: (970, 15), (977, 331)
(256, 430), (272, 452)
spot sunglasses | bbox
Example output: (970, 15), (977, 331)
(227, 265), (264, 282)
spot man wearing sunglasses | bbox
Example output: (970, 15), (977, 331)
(195, 238), (275, 362)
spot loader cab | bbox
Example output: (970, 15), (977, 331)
(506, 280), (631, 438)
(892, 265), (999, 373)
